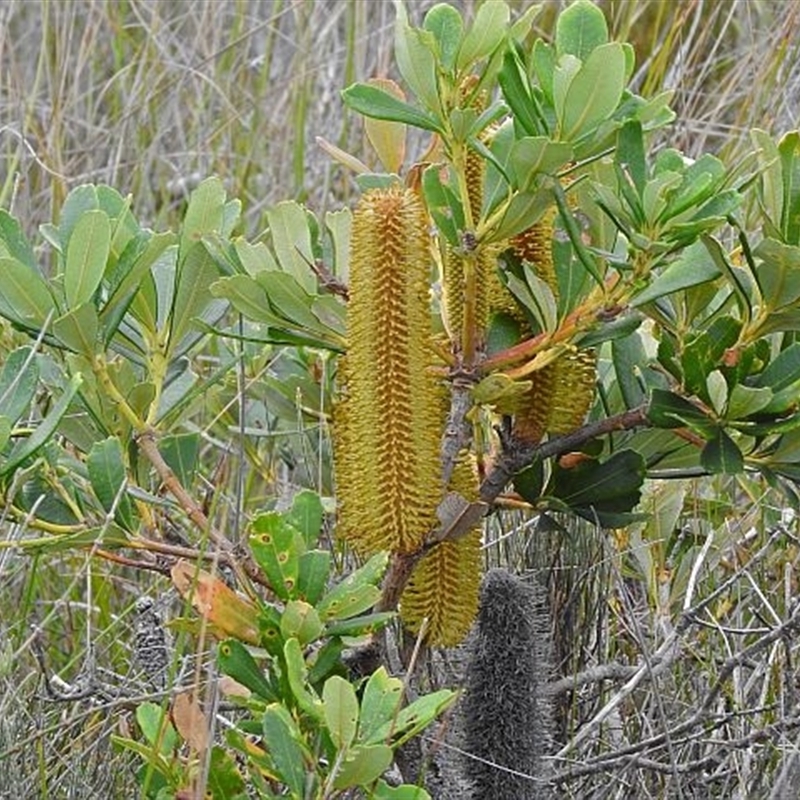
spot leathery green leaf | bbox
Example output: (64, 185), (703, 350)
(65, 209), (111, 308)
(0, 257), (55, 327)
(0, 347), (39, 426)
(333, 744), (394, 790)
(323, 675), (359, 750)
(1, 373), (83, 478)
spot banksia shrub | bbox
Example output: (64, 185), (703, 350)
(333, 186), (443, 555)
(462, 569), (553, 799)
(400, 457), (482, 646)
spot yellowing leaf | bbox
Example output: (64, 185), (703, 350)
(171, 560), (259, 644)
(364, 78), (407, 174)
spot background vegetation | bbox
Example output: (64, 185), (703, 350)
(1, 1), (800, 798)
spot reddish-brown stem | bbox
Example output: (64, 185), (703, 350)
(481, 274), (622, 374)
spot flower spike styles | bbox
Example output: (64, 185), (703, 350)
(334, 186), (443, 555)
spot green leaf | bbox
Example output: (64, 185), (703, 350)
(647, 389), (714, 437)
(512, 460), (545, 505)
(52, 303), (99, 356)
(206, 746), (247, 799)
(703, 235), (753, 327)
(1, 373), (83, 478)
(284, 490), (324, 547)
(180, 177), (226, 256)
(296, 550), (332, 606)
(423, 3), (463, 71)
(754, 343), (800, 393)
(168, 242), (221, 356)
(666, 154), (725, 212)
(504, 269), (557, 333)
(257, 605), (284, 657)
(0, 210), (37, 269)
(136, 702), (178, 756)
(261, 704), (310, 795)
(509, 3), (543, 43)
(368, 689), (457, 747)
(317, 552), (388, 621)
(778, 130), (800, 244)
(283, 638), (323, 719)
(611, 332), (648, 408)
(359, 667), (404, 744)
(421, 166), (464, 246)
(555, 0), (608, 60)
(508, 137), (573, 190)
(333, 744), (394, 791)
(755, 238), (800, 309)
(700, 428), (744, 474)
(498, 49), (543, 137)
(393, 0), (441, 115)
(680, 315), (742, 398)
(559, 43), (626, 141)
(631, 240), (720, 307)
(64, 209), (111, 309)
(87, 436), (136, 531)
(266, 201), (317, 292)
(101, 231), (176, 332)
(160, 433), (200, 489)
(249, 512), (305, 601)
(706, 370), (728, 415)
(256, 271), (330, 335)
(531, 39), (556, 103)
(217, 639), (278, 702)
(280, 600), (323, 645)
(616, 120), (646, 196)
(232, 237), (279, 276)
(325, 209), (352, 279)
(751, 129), (783, 231)
(312, 294), (346, 337)
(56, 184), (102, 250)
(209, 274), (276, 323)
(726, 383), (773, 419)
(324, 611), (396, 638)
(457, 0), (509, 69)
(0, 257), (55, 327)
(492, 188), (552, 242)
(372, 782), (432, 800)
(0, 347), (39, 425)
(550, 449), (646, 519)
(323, 675), (359, 750)
(342, 83), (443, 134)
(307, 638), (345, 687)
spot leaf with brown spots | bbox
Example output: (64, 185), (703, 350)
(249, 512), (305, 601)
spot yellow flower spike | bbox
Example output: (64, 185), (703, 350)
(400, 455), (483, 646)
(547, 349), (597, 434)
(443, 77), (493, 350)
(514, 349), (597, 444)
(510, 208), (558, 298)
(333, 187), (443, 554)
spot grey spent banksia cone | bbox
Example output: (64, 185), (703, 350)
(133, 596), (170, 691)
(462, 568), (553, 799)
